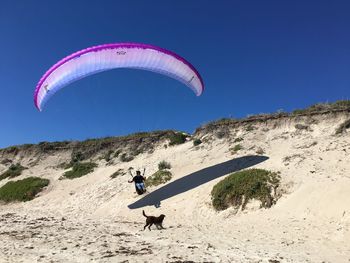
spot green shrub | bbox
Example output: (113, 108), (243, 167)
(233, 144), (243, 151)
(335, 119), (350, 134)
(245, 125), (255, 132)
(193, 139), (202, 146)
(114, 149), (122, 158)
(146, 170), (172, 187)
(295, 124), (309, 130)
(132, 148), (144, 156)
(63, 151), (85, 169)
(158, 161), (171, 170)
(211, 169), (280, 211)
(120, 153), (134, 162)
(62, 162), (97, 179)
(0, 164), (26, 181)
(103, 150), (114, 162)
(0, 177), (49, 202)
(230, 144), (243, 154)
(71, 151), (84, 163)
(215, 130), (227, 139)
(110, 169), (125, 179)
(168, 133), (187, 146)
(233, 137), (244, 143)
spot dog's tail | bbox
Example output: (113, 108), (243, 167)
(142, 210), (148, 218)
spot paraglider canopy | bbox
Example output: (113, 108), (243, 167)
(34, 43), (204, 111)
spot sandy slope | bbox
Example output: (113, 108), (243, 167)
(0, 113), (350, 262)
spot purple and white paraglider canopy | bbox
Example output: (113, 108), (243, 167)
(34, 43), (204, 111)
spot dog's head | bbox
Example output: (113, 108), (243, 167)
(159, 214), (165, 220)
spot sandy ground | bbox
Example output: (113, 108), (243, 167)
(0, 114), (350, 262)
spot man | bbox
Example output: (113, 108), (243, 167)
(128, 170), (146, 195)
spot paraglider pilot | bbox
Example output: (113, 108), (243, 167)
(128, 169), (146, 195)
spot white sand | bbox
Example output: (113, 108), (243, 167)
(0, 113), (350, 262)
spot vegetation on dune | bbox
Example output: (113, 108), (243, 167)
(215, 130), (229, 139)
(233, 137), (244, 143)
(120, 153), (134, 162)
(230, 144), (243, 154)
(37, 141), (70, 153)
(295, 124), (309, 130)
(193, 139), (202, 146)
(282, 154), (305, 165)
(168, 132), (188, 146)
(0, 131), (178, 164)
(69, 130), (177, 160)
(110, 168), (126, 179)
(158, 160), (171, 170)
(102, 150), (114, 162)
(70, 151), (84, 164)
(57, 151), (85, 170)
(0, 177), (49, 203)
(245, 125), (255, 132)
(292, 100), (350, 115)
(198, 100), (350, 134)
(255, 147), (265, 155)
(0, 164), (27, 181)
(335, 119), (350, 134)
(62, 162), (97, 179)
(0, 159), (12, 165)
(1, 100), (350, 169)
(211, 169), (280, 211)
(113, 149), (122, 158)
(233, 144), (243, 151)
(146, 170), (172, 187)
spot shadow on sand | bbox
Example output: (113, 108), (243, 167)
(128, 155), (269, 209)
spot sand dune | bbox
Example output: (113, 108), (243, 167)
(0, 112), (350, 262)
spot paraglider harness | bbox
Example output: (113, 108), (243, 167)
(128, 168), (146, 195)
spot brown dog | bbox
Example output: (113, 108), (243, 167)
(142, 210), (165, 231)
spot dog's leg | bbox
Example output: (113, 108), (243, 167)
(143, 223), (149, 231)
(148, 223), (153, 231)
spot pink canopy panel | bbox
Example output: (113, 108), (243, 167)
(34, 43), (204, 111)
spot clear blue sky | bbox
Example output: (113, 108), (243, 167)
(1, 0), (349, 148)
